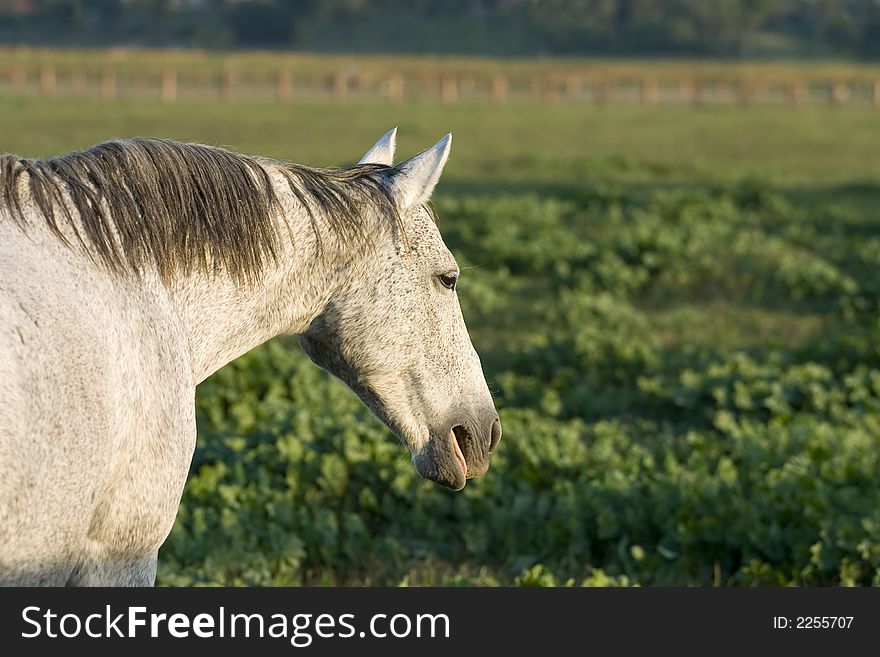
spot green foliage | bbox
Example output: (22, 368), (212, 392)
(159, 177), (880, 587)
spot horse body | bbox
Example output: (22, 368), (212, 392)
(0, 130), (501, 585)
(0, 220), (195, 584)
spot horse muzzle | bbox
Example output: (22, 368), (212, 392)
(415, 409), (502, 490)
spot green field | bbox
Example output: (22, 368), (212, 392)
(3, 91), (880, 586)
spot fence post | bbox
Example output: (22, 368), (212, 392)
(874, 80), (880, 109)
(642, 77), (658, 105)
(677, 78), (695, 105)
(100, 70), (116, 99)
(490, 75), (508, 104)
(542, 76), (559, 104)
(161, 69), (177, 103)
(277, 70), (293, 102)
(831, 81), (849, 106)
(387, 73), (404, 104)
(39, 66), (56, 95)
(785, 80), (805, 107)
(220, 69), (236, 102)
(440, 75), (458, 104)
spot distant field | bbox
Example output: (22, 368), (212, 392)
(2, 82), (880, 586)
(3, 95), (880, 187)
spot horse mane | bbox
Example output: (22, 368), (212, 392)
(0, 137), (400, 284)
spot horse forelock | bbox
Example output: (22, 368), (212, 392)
(0, 138), (401, 284)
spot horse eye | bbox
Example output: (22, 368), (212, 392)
(438, 273), (458, 290)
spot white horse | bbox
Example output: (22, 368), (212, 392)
(0, 129), (501, 586)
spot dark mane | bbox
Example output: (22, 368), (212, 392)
(0, 138), (399, 283)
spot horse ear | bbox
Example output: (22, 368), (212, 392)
(387, 133), (451, 211)
(358, 127), (397, 166)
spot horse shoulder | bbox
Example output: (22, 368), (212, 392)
(0, 232), (197, 581)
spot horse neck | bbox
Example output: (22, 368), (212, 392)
(166, 174), (371, 385)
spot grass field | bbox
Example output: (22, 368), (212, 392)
(3, 87), (880, 586)
(5, 95), (880, 186)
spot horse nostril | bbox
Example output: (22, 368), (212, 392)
(488, 417), (502, 453)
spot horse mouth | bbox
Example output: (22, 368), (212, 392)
(451, 426), (468, 478)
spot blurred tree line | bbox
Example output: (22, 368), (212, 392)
(2, 0), (879, 59)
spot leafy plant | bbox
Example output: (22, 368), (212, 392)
(159, 180), (880, 587)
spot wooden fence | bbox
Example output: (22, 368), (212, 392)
(2, 64), (880, 107)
